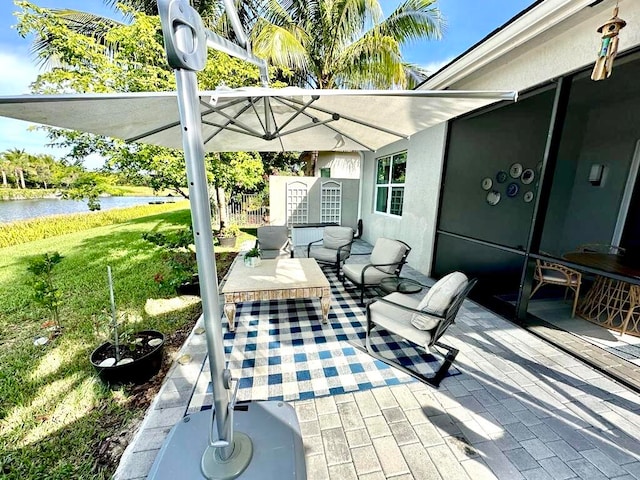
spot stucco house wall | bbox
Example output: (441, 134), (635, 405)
(269, 176), (360, 230)
(362, 0), (640, 276)
(315, 152), (360, 179)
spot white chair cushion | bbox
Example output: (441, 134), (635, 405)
(342, 263), (394, 285)
(323, 226), (354, 251)
(540, 270), (579, 285)
(411, 272), (468, 331)
(310, 246), (350, 263)
(369, 293), (433, 349)
(257, 226), (289, 250)
(370, 238), (407, 274)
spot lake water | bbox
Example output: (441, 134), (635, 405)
(0, 196), (177, 223)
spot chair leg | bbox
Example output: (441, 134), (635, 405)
(364, 327), (457, 388)
(571, 284), (580, 318)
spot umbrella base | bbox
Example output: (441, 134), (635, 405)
(147, 401), (306, 480)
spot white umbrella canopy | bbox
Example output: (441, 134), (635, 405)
(0, 86), (516, 152)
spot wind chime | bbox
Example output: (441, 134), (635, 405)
(591, 2), (627, 81)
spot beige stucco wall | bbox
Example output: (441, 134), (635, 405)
(269, 176), (360, 229)
(361, 123), (447, 275)
(362, 0), (640, 276)
(315, 152), (360, 179)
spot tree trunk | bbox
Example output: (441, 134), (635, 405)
(304, 150), (319, 176)
(1, 170), (6, 187)
(216, 186), (228, 229)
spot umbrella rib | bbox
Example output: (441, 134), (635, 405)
(202, 98), (261, 145)
(202, 120), (266, 138)
(275, 117), (338, 138)
(283, 97), (409, 140)
(273, 97), (375, 150)
(203, 99), (264, 137)
(126, 119), (181, 143)
(270, 96), (318, 135)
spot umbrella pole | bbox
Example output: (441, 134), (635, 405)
(174, 67), (254, 477)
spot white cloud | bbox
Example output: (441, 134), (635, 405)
(0, 50), (40, 94)
(419, 56), (456, 76)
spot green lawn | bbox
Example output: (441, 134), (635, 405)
(0, 208), (254, 479)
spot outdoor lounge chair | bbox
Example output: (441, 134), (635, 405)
(365, 271), (476, 387)
(307, 226), (355, 278)
(256, 226), (293, 259)
(341, 238), (411, 304)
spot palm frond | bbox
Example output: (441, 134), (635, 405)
(377, 0), (443, 43)
(252, 22), (310, 71)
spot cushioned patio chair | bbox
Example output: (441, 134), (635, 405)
(256, 226), (293, 259)
(341, 238), (411, 304)
(365, 272), (477, 387)
(530, 259), (582, 318)
(307, 226), (355, 278)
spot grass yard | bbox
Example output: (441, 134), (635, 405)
(0, 207), (254, 479)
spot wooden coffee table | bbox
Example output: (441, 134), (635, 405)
(220, 258), (331, 331)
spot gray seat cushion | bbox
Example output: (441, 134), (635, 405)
(411, 272), (468, 331)
(369, 292), (433, 349)
(369, 238), (408, 274)
(342, 263), (395, 285)
(322, 226), (354, 251)
(309, 246), (350, 263)
(257, 226), (290, 250)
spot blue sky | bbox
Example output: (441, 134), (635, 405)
(0, 0), (534, 168)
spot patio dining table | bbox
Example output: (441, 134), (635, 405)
(563, 251), (640, 336)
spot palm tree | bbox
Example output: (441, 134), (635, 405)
(251, 0), (442, 90)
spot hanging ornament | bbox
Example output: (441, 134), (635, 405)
(591, 5), (627, 81)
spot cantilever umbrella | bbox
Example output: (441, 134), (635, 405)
(0, 86), (516, 153)
(0, 86), (517, 479)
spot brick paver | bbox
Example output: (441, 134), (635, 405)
(114, 260), (640, 480)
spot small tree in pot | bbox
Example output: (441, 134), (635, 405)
(90, 266), (165, 385)
(216, 223), (240, 248)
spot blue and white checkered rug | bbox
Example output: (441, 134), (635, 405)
(190, 269), (458, 410)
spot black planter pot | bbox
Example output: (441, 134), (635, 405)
(177, 280), (200, 296)
(217, 236), (236, 248)
(90, 330), (165, 385)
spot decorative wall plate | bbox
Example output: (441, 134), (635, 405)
(524, 191), (534, 203)
(507, 182), (520, 197)
(521, 168), (535, 184)
(496, 171), (508, 183)
(486, 190), (501, 206)
(481, 177), (493, 191)
(509, 163), (523, 178)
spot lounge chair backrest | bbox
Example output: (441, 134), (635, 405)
(257, 226), (289, 250)
(323, 226), (354, 251)
(411, 272), (468, 331)
(370, 238), (410, 274)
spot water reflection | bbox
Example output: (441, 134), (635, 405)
(0, 196), (176, 223)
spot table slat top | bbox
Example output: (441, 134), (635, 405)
(221, 258), (330, 293)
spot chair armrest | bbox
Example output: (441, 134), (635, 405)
(306, 238), (323, 257)
(367, 296), (444, 320)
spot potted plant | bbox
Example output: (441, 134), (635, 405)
(89, 266), (165, 385)
(27, 251), (64, 337)
(244, 246), (262, 267)
(216, 223), (241, 248)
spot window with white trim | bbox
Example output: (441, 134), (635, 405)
(321, 180), (341, 224)
(286, 181), (308, 225)
(375, 151), (406, 216)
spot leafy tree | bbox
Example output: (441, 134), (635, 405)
(16, 2), (266, 204)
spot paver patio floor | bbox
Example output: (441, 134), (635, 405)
(115, 246), (640, 480)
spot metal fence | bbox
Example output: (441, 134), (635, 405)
(213, 193), (267, 226)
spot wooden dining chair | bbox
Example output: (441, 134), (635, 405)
(530, 259), (582, 318)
